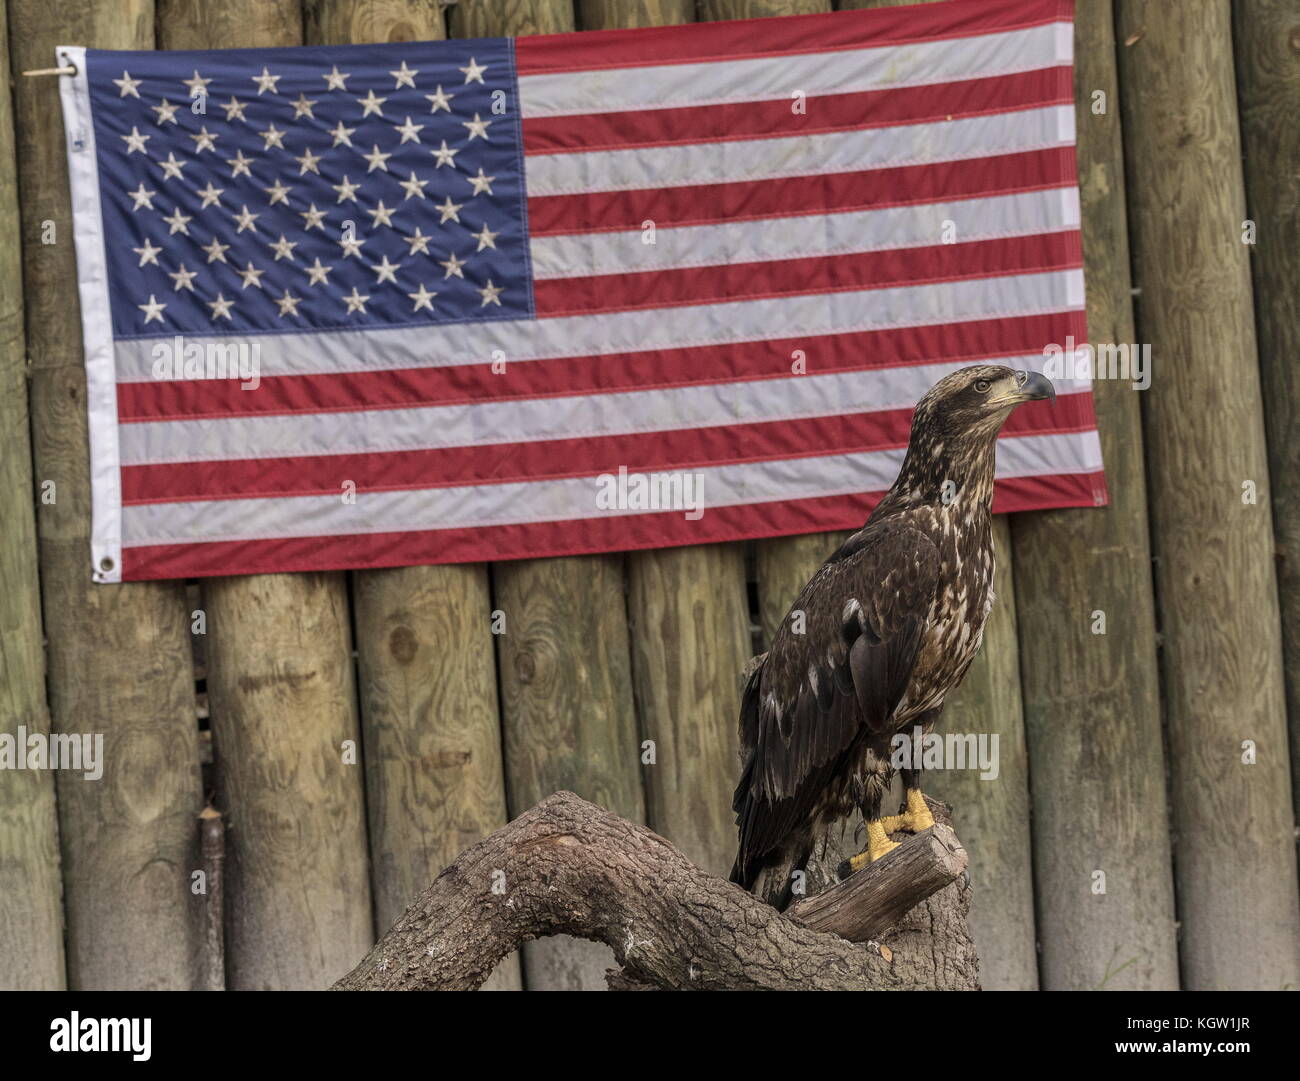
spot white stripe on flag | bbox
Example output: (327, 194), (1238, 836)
(121, 431), (1103, 546)
(114, 269), (1084, 383)
(118, 357), (1092, 466)
(529, 189), (1081, 279)
(523, 105), (1074, 197)
(517, 23), (1069, 118)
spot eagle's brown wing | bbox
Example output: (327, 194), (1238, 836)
(731, 521), (940, 889)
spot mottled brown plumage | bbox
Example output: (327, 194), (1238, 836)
(731, 365), (1054, 907)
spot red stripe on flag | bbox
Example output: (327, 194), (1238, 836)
(118, 311), (1086, 423)
(526, 148), (1077, 236)
(533, 231), (1082, 317)
(522, 68), (1072, 156)
(119, 398), (1099, 505)
(514, 0), (1073, 75)
(120, 469), (1105, 582)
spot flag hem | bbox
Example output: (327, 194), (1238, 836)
(59, 45), (123, 584)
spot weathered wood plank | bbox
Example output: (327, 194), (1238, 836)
(1010, 0), (1178, 991)
(303, 0), (447, 42)
(1236, 0), (1300, 835)
(0, 0), (64, 991)
(626, 545), (750, 877)
(704, 0), (827, 18)
(578, 0), (693, 28)
(11, 0), (205, 991)
(156, 0), (374, 990)
(352, 566), (520, 990)
(449, 0), (573, 38)
(755, 532), (850, 646)
(1117, 0), (1300, 990)
(304, 0), (520, 995)
(494, 555), (645, 990)
(460, 0), (646, 991)
(202, 572), (372, 989)
(580, 0), (748, 887)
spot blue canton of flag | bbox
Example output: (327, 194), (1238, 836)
(86, 39), (531, 338)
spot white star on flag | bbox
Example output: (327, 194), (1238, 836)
(371, 255), (400, 284)
(202, 237), (230, 263)
(390, 61), (418, 88)
(425, 85), (453, 113)
(460, 57), (487, 84)
(121, 126), (149, 154)
(207, 292), (234, 319)
(252, 67), (281, 94)
(128, 183), (156, 211)
(133, 239), (161, 266)
(168, 264), (198, 291)
(151, 99), (179, 124)
(357, 89), (386, 117)
(304, 258), (333, 285)
(182, 70), (211, 95)
(137, 294), (165, 323)
(407, 283), (437, 311)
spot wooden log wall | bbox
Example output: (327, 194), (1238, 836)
(156, 0), (374, 991)
(3, 0), (1300, 993)
(1012, 0), (1177, 991)
(11, 0), (205, 991)
(1117, 0), (1300, 990)
(1236, 0), (1300, 835)
(0, 0), (64, 991)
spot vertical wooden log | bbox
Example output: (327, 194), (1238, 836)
(1236, 0), (1300, 829)
(626, 546), (750, 877)
(579, 0), (749, 884)
(450, 0), (642, 991)
(11, 0), (204, 991)
(927, 521), (1037, 990)
(155, 0), (374, 990)
(0, 0), (64, 992)
(1117, 0), (1300, 990)
(202, 572), (371, 989)
(449, 0), (573, 38)
(494, 556), (645, 989)
(578, 0), (693, 28)
(303, 0), (448, 42)
(755, 531), (850, 646)
(1011, 0), (1178, 991)
(304, 0), (521, 994)
(705, 0), (828, 18)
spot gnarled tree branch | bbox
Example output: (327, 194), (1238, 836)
(333, 791), (978, 991)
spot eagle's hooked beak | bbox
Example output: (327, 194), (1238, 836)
(989, 370), (1056, 406)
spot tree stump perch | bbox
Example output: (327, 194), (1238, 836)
(333, 791), (979, 991)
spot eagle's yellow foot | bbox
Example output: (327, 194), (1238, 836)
(879, 788), (936, 835)
(841, 820), (900, 876)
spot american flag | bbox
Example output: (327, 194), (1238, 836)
(60, 0), (1103, 583)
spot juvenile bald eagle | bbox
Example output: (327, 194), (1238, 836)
(731, 365), (1054, 908)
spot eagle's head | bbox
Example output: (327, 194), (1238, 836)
(911, 364), (1055, 446)
(891, 364), (1055, 507)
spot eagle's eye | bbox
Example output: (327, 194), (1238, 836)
(973, 379), (991, 394)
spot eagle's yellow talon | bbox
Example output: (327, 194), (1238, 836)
(845, 819), (901, 873)
(881, 789), (936, 834)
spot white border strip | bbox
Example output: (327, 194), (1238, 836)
(59, 46), (122, 583)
